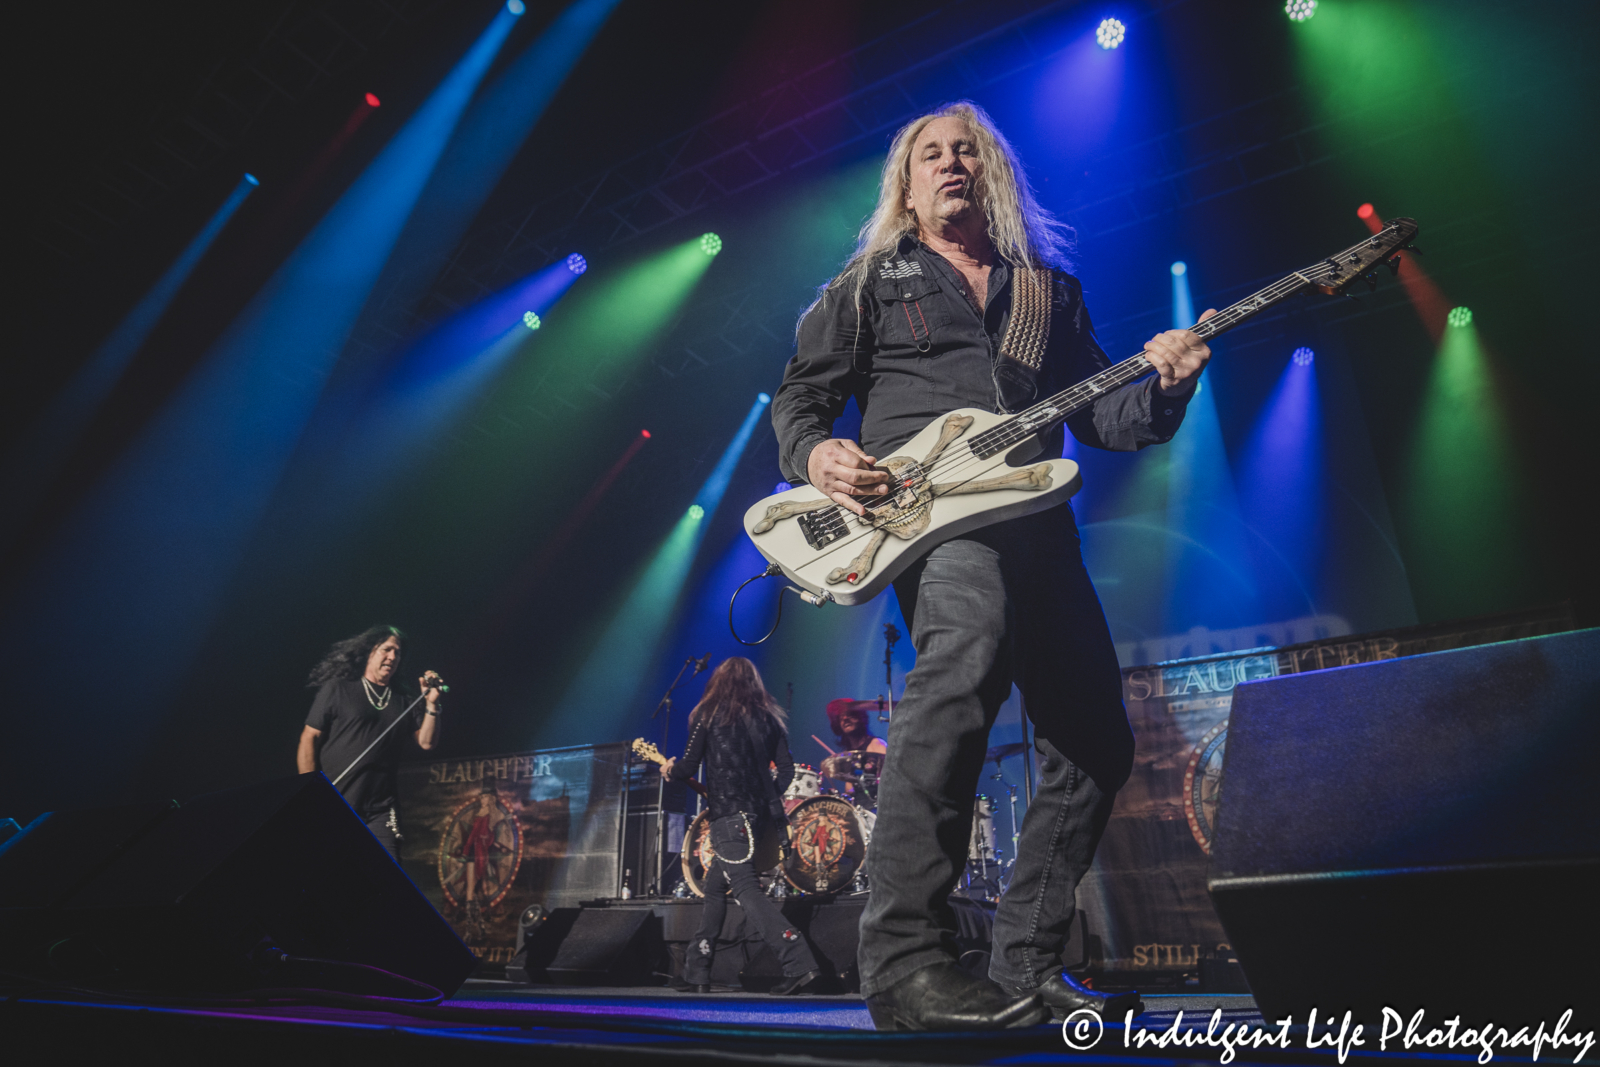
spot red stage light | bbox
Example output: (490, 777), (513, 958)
(641, 429), (651, 438)
(1356, 202), (1375, 220)
(365, 92), (381, 108)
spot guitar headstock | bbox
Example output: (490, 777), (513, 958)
(631, 738), (664, 764)
(1308, 216), (1419, 295)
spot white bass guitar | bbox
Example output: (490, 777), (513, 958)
(743, 218), (1419, 606)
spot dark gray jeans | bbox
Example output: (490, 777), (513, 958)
(685, 813), (819, 983)
(858, 505), (1133, 996)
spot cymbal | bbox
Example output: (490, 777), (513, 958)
(984, 741), (1029, 763)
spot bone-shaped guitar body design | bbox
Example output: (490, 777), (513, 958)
(742, 408), (1082, 606)
(744, 219), (1420, 609)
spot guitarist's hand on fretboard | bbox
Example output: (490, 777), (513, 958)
(1144, 307), (1217, 396)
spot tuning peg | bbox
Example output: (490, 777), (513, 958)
(1366, 275), (1378, 292)
(1405, 243), (1423, 255)
(1387, 256), (1402, 276)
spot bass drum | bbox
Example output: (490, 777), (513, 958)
(680, 810), (785, 898)
(782, 795), (869, 896)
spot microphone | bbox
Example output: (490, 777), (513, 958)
(693, 653), (711, 674)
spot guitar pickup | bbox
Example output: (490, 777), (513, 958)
(798, 509), (847, 550)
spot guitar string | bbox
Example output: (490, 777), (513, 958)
(774, 227), (1406, 577)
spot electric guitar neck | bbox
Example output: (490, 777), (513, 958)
(631, 738), (708, 797)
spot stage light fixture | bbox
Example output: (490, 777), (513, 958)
(565, 253), (588, 275)
(1285, 0), (1316, 21)
(641, 429), (652, 439)
(506, 0), (525, 13)
(522, 311), (541, 330)
(1447, 307), (1473, 328)
(1292, 346), (1315, 366)
(774, 481), (792, 494)
(1357, 203), (1375, 220)
(1171, 261), (1186, 276)
(365, 92), (381, 107)
(700, 233), (723, 257)
(757, 392), (771, 404)
(1096, 18), (1126, 49)
(244, 173), (259, 186)
(688, 504), (705, 520)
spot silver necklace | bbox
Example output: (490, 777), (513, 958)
(362, 677), (392, 710)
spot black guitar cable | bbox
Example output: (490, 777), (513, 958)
(728, 563), (831, 645)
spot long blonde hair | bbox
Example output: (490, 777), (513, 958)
(824, 101), (1073, 313)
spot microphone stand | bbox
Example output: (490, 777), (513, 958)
(330, 693), (429, 789)
(648, 655), (706, 896)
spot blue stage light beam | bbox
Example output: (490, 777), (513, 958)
(1238, 349), (1325, 615)
(309, 258), (586, 505)
(2, 173), (258, 537)
(348, 0), (621, 349)
(1161, 260), (1258, 632)
(538, 395), (772, 747)
(1033, 17), (1128, 158)
(0, 5), (519, 808)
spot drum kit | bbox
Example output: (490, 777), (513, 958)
(680, 737), (1029, 901)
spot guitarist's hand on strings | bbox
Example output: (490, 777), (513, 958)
(1143, 308), (1217, 396)
(807, 438), (892, 516)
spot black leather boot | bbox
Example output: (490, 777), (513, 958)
(866, 962), (1049, 1031)
(998, 970), (1142, 1021)
(769, 969), (821, 996)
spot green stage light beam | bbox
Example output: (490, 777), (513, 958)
(1402, 317), (1526, 617)
(535, 395), (768, 747)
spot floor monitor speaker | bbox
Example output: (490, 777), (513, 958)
(1208, 628), (1600, 1026)
(0, 774), (477, 996)
(543, 905), (657, 985)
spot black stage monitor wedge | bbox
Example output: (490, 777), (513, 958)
(1208, 627), (1600, 1026)
(0, 774), (477, 996)
(544, 905), (657, 985)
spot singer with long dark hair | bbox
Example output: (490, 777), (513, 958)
(296, 625), (444, 859)
(663, 657), (820, 994)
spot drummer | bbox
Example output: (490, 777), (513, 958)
(826, 698), (888, 755)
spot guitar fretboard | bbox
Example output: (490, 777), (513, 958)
(968, 219), (1415, 461)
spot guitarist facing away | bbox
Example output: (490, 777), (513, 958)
(771, 101), (1213, 1030)
(661, 657), (821, 994)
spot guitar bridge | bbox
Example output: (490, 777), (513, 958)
(797, 508), (848, 550)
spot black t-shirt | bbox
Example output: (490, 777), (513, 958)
(306, 678), (424, 818)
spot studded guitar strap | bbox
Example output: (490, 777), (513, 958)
(997, 266), (1053, 372)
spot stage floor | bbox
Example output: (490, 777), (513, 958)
(14, 979), (1564, 1065)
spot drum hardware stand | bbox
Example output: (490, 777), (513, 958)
(879, 623), (900, 721)
(616, 746), (632, 898)
(647, 653), (709, 896)
(1001, 780), (1021, 891)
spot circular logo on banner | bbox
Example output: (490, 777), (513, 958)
(438, 788), (523, 912)
(1183, 722), (1228, 854)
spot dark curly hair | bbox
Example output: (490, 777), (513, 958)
(689, 657), (787, 728)
(308, 625), (406, 687)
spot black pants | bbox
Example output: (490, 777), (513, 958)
(858, 506), (1134, 995)
(365, 808), (400, 861)
(685, 813), (819, 984)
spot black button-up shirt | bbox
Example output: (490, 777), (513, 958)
(772, 236), (1192, 485)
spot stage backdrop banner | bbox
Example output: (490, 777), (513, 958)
(1078, 605), (1575, 982)
(396, 742), (627, 965)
